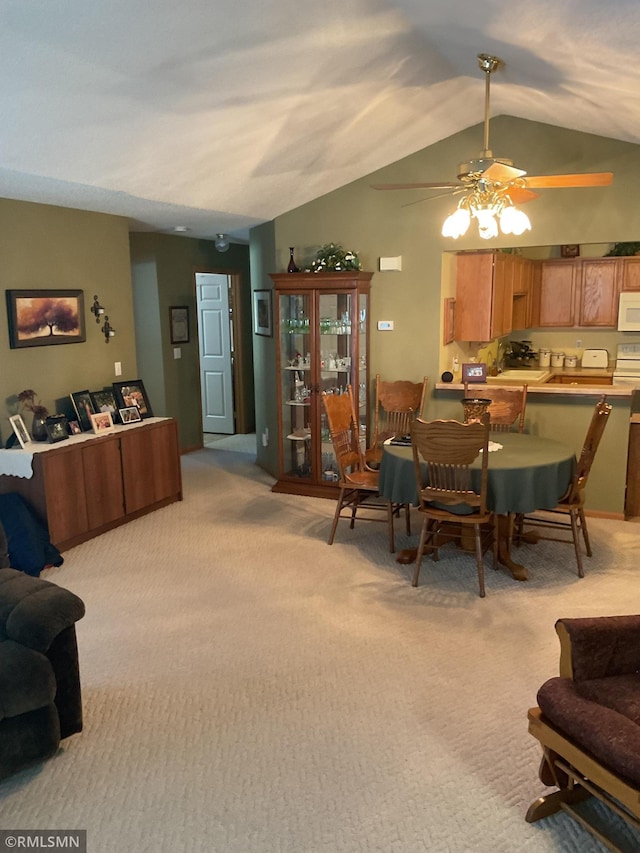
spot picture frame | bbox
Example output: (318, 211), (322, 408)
(45, 415), (69, 443)
(119, 406), (142, 424)
(90, 411), (115, 435)
(6, 289), (86, 349)
(69, 420), (82, 435)
(561, 244), (580, 259)
(112, 380), (153, 418)
(462, 362), (488, 383)
(9, 414), (32, 449)
(253, 289), (273, 337)
(91, 388), (119, 423)
(70, 390), (96, 432)
(169, 306), (190, 344)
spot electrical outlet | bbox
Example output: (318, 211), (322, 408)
(575, 339), (582, 348)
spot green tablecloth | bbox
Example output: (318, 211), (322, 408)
(379, 432), (576, 515)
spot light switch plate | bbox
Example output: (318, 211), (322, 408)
(379, 256), (402, 271)
(377, 320), (394, 331)
(173, 347), (181, 359)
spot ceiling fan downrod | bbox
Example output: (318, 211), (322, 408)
(477, 53), (502, 157)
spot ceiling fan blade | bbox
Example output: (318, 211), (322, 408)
(481, 162), (527, 183)
(506, 187), (540, 204)
(371, 182), (463, 191)
(401, 187), (468, 208)
(523, 172), (613, 189)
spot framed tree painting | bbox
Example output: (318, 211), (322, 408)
(6, 290), (86, 348)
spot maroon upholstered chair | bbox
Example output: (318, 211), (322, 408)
(527, 615), (640, 847)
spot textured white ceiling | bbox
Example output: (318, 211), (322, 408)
(1, 0), (639, 241)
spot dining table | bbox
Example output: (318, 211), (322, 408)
(378, 431), (577, 581)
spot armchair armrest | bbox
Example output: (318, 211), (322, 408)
(0, 569), (85, 653)
(556, 615), (640, 681)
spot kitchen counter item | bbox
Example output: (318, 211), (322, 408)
(582, 348), (610, 369)
(539, 348), (551, 367)
(551, 352), (565, 368)
(564, 355), (578, 368)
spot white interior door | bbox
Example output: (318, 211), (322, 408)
(196, 273), (234, 434)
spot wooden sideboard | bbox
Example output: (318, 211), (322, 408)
(0, 418), (182, 551)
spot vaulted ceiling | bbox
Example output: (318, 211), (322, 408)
(1, 0), (639, 242)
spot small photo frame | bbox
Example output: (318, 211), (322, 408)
(170, 306), (190, 344)
(112, 380), (153, 418)
(9, 414), (32, 449)
(45, 415), (69, 443)
(561, 244), (580, 258)
(69, 420), (82, 435)
(119, 406), (142, 424)
(90, 411), (115, 435)
(91, 388), (119, 423)
(253, 289), (273, 337)
(70, 390), (96, 432)
(462, 362), (487, 383)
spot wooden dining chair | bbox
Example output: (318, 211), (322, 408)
(367, 375), (428, 467)
(463, 383), (528, 432)
(410, 414), (497, 597)
(322, 386), (409, 551)
(513, 395), (612, 577)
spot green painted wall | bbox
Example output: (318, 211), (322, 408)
(129, 233), (254, 451)
(0, 198), (136, 442)
(250, 116), (640, 515)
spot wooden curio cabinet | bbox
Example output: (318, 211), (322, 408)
(270, 271), (372, 497)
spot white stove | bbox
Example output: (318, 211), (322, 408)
(613, 343), (640, 386)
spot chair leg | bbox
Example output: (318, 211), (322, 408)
(412, 516), (431, 587)
(387, 501), (395, 554)
(328, 488), (346, 545)
(578, 507), (592, 557)
(473, 523), (486, 598)
(569, 509), (584, 578)
(405, 504), (411, 536)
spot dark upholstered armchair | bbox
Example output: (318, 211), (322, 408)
(527, 616), (640, 848)
(0, 567), (85, 780)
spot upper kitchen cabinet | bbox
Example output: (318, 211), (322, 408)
(454, 251), (513, 341)
(620, 256), (640, 291)
(578, 258), (620, 326)
(536, 259), (577, 327)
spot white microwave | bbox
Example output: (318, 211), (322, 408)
(618, 292), (640, 331)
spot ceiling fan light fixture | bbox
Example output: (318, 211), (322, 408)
(214, 233), (230, 252)
(471, 204), (500, 240)
(441, 205), (471, 239)
(499, 204), (531, 236)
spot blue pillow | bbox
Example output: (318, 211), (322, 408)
(0, 494), (63, 577)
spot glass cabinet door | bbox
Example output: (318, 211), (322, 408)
(357, 292), (368, 438)
(318, 292), (353, 482)
(279, 293), (312, 482)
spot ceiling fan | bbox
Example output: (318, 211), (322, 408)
(371, 54), (613, 239)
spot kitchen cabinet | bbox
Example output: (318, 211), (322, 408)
(454, 251), (513, 341)
(620, 256), (640, 291)
(270, 271), (371, 497)
(537, 260), (577, 326)
(578, 258), (620, 326)
(511, 257), (537, 331)
(0, 418), (182, 551)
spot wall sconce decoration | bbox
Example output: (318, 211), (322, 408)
(101, 316), (115, 343)
(214, 233), (230, 252)
(90, 294), (105, 323)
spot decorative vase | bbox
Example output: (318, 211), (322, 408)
(287, 248), (299, 273)
(31, 415), (48, 442)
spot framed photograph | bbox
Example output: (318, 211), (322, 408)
(45, 415), (69, 443)
(253, 289), (273, 337)
(169, 306), (190, 344)
(91, 388), (119, 423)
(90, 411), (115, 435)
(561, 244), (580, 259)
(69, 420), (82, 435)
(112, 380), (153, 418)
(119, 406), (142, 424)
(6, 289), (86, 349)
(9, 414), (32, 449)
(462, 362), (487, 383)
(70, 390), (96, 432)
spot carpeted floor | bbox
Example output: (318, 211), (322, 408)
(0, 446), (638, 852)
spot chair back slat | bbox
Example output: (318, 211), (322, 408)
(322, 387), (366, 480)
(564, 396), (612, 504)
(462, 384), (528, 433)
(372, 376), (428, 445)
(411, 415), (490, 514)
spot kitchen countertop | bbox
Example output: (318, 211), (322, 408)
(435, 365), (633, 397)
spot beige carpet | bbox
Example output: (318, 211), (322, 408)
(0, 446), (639, 852)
